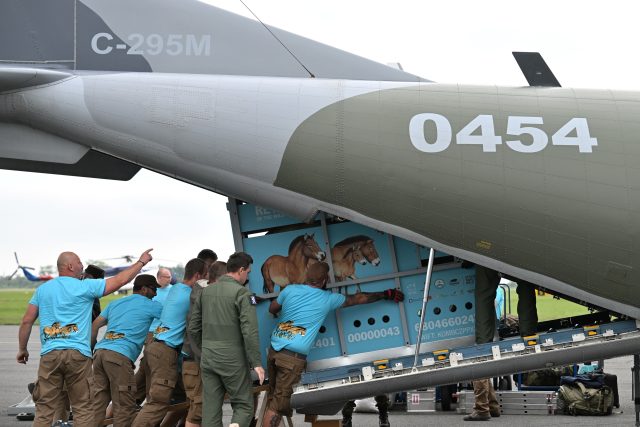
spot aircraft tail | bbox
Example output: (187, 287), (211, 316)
(0, 0), (424, 81)
(21, 267), (40, 282)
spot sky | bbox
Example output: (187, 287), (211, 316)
(1, 0), (639, 276)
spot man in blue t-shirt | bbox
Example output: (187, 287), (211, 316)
(92, 274), (163, 426)
(261, 262), (404, 427)
(134, 266), (174, 403)
(132, 258), (206, 427)
(17, 249), (153, 427)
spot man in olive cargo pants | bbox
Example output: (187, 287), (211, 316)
(464, 265), (538, 421)
(188, 252), (265, 427)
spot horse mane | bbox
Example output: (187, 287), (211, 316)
(288, 235), (306, 253)
(335, 235), (371, 247)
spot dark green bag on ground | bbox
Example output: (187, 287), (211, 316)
(521, 366), (573, 386)
(557, 382), (613, 416)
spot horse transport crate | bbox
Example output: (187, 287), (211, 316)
(457, 390), (557, 415)
(228, 199), (478, 380)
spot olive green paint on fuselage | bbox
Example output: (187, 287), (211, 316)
(274, 83), (640, 310)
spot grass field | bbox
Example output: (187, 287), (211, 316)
(0, 289), (127, 325)
(506, 289), (591, 322)
(0, 287), (591, 325)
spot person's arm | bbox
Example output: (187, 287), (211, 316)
(187, 288), (203, 357)
(269, 299), (282, 315)
(91, 315), (107, 350)
(103, 249), (153, 296)
(342, 289), (404, 308)
(237, 288), (264, 384)
(17, 304), (38, 364)
(187, 286), (203, 360)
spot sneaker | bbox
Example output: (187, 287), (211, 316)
(463, 412), (491, 421)
(490, 409), (501, 417)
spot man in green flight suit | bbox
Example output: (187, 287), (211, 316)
(188, 252), (265, 427)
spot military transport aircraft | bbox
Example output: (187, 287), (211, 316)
(1, 0), (639, 320)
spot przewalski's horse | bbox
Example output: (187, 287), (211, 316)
(261, 233), (326, 293)
(333, 235), (381, 268)
(331, 244), (366, 281)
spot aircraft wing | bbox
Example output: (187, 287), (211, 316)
(1, 0), (426, 82)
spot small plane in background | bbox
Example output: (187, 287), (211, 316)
(7, 252), (170, 283)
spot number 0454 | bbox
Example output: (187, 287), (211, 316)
(409, 114), (597, 154)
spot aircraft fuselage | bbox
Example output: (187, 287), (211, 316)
(2, 73), (639, 317)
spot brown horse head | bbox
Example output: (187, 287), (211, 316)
(300, 233), (326, 261)
(360, 239), (381, 266)
(334, 235), (381, 266)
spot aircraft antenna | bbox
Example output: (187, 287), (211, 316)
(237, 0), (316, 78)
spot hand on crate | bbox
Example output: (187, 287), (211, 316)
(383, 289), (404, 302)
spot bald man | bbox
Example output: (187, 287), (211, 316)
(17, 249), (153, 427)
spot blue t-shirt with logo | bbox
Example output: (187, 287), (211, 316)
(29, 276), (106, 357)
(149, 285), (173, 333)
(95, 294), (162, 362)
(153, 283), (191, 348)
(271, 285), (345, 355)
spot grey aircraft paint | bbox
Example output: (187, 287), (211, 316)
(275, 83), (640, 313)
(0, 1), (639, 327)
(2, 0), (640, 414)
(1, 0), (424, 81)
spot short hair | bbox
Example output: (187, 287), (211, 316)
(305, 262), (329, 286)
(208, 261), (227, 283)
(84, 264), (105, 279)
(226, 252), (253, 273)
(184, 258), (206, 280)
(133, 274), (159, 291)
(197, 249), (218, 262)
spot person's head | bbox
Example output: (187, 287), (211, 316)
(305, 262), (330, 289)
(226, 252), (253, 285)
(197, 249), (218, 273)
(83, 264), (105, 280)
(183, 258), (206, 285)
(208, 261), (227, 284)
(57, 252), (84, 279)
(156, 267), (172, 288)
(133, 274), (159, 299)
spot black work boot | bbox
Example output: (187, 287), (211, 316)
(341, 400), (356, 427)
(375, 394), (390, 427)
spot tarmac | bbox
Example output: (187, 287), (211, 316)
(1, 325), (638, 426)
